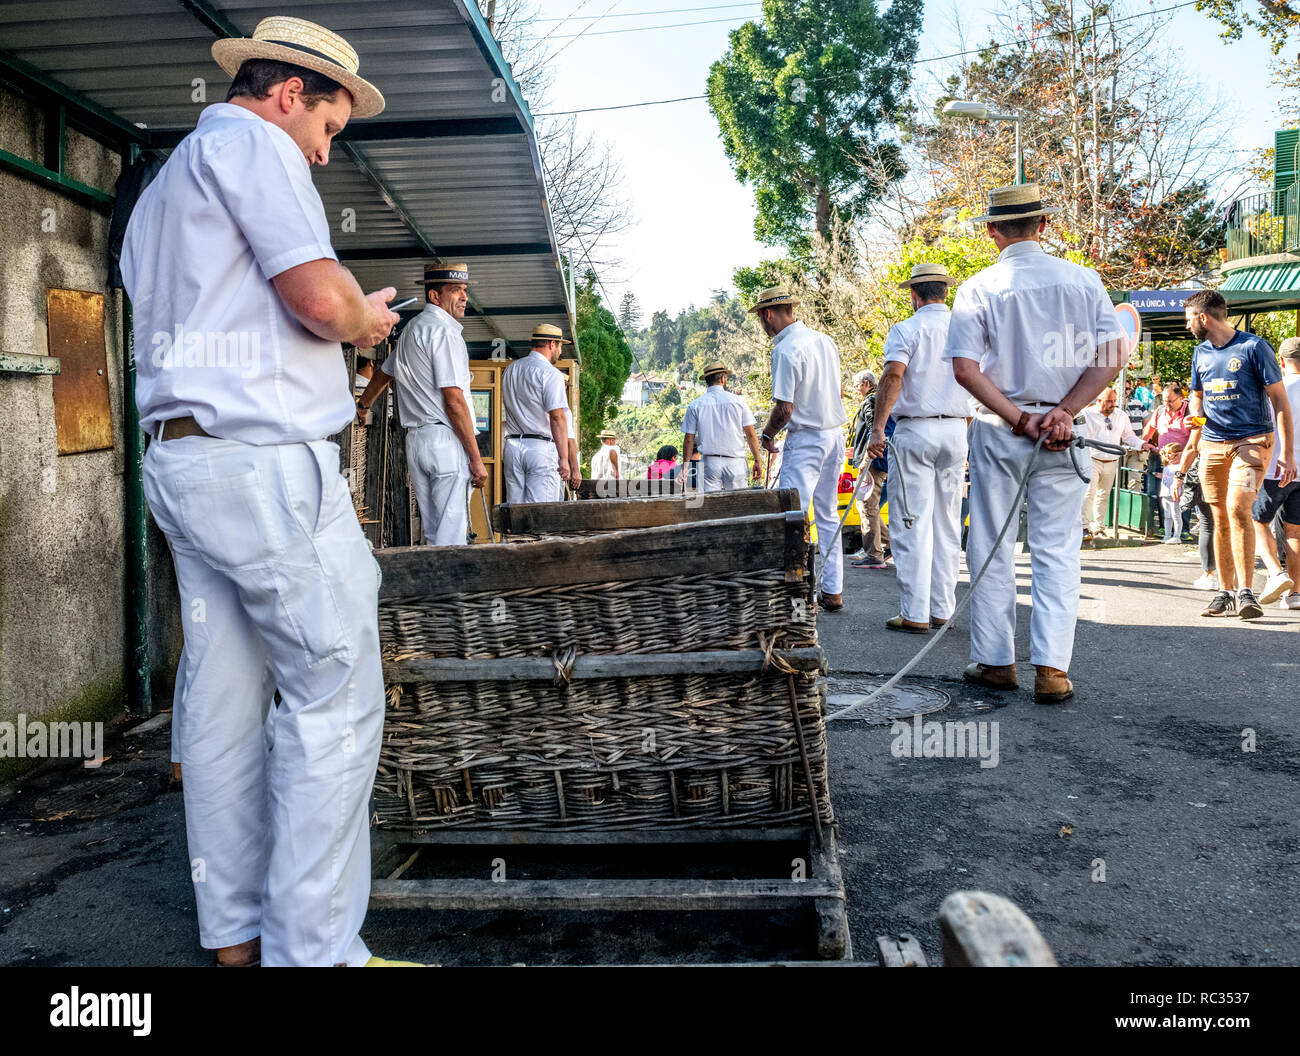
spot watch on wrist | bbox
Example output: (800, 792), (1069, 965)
(761, 432), (774, 443)
(1174, 471), (1186, 480)
(1011, 411), (1030, 437)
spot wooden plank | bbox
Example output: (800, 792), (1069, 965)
(376, 510), (808, 598)
(876, 935), (927, 967)
(378, 826), (813, 847)
(576, 478), (683, 500)
(384, 647), (825, 684)
(939, 890), (1059, 967)
(495, 489), (802, 535)
(811, 829), (852, 960)
(369, 876), (841, 912)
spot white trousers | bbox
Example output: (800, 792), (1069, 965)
(779, 426), (846, 595)
(503, 436), (563, 504)
(142, 436), (384, 967)
(701, 454), (747, 492)
(406, 422), (470, 545)
(966, 412), (1088, 671)
(1081, 458), (1118, 531)
(888, 418), (967, 622)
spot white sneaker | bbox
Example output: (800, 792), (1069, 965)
(1283, 592), (1300, 610)
(1259, 571), (1296, 605)
(1192, 572), (1219, 591)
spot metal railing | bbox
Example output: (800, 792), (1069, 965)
(1224, 184), (1300, 261)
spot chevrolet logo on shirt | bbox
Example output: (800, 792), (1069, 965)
(1204, 378), (1236, 394)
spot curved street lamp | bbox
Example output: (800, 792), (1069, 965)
(941, 99), (1025, 185)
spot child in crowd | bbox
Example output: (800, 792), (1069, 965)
(647, 445), (678, 480)
(1160, 442), (1184, 543)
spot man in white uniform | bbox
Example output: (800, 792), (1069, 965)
(755, 286), (849, 612)
(866, 263), (971, 633)
(682, 360), (761, 491)
(358, 263), (488, 544)
(122, 17), (401, 967)
(501, 324), (573, 503)
(944, 183), (1127, 704)
(590, 430), (620, 480)
(1080, 387), (1153, 537)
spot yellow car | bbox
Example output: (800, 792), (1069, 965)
(808, 452), (866, 552)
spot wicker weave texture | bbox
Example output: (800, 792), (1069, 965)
(373, 670), (832, 833)
(380, 571), (815, 661)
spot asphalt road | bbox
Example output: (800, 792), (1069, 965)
(1, 540), (1296, 965)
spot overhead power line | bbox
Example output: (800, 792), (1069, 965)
(533, 2), (758, 22)
(536, 0), (1203, 116)
(549, 14), (750, 37)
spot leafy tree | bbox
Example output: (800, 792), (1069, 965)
(707, 0), (923, 251)
(573, 269), (633, 466)
(647, 311), (676, 370)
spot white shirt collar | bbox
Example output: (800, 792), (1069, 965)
(422, 302), (463, 333)
(915, 303), (950, 314)
(773, 319), (805, 347)
(998, 240), (1045, 261)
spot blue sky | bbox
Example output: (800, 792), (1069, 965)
(532, 0), (1283, 318)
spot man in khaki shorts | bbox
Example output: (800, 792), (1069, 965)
(1175, 291), (1295, 619)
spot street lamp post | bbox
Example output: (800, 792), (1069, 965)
(941, 99), (1025, 185)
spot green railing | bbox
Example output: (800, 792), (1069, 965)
(1225, 184), (1300, 261)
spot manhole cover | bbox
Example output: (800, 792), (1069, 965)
(826, 680), (951, 724)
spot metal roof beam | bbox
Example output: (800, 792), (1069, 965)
(0, 47), (148, 149)
(145, 116), (524, 150)
(338, 242), (554, 261)
(465, 304), (570, 317)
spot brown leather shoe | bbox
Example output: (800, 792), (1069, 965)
(886, 615), (929, 634)
(216, 937), (260, 967)
(930, 616), (949, 629)
(819, 592), (843, 612)
(962, 662), (1018, 691)
(1033, 666), (1074, 704)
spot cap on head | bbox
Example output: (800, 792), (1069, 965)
(1281, 337), (1300, 359)
(212, 16), (386, 118)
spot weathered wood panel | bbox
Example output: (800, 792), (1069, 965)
(495, 488), (801, 536)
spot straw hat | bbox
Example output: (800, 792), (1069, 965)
(599, 429), (617, 440)
(748, 286), (800, 313)
(212, 16), (385, 119)
(898, 262), (958, 289)
(970, 182), (1059, 224)
(531, 323), (571, 344)
(700, 360), (730, 379)
(424, 262), (476, 286)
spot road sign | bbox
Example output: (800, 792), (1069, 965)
(1128, 289), (1194, 313)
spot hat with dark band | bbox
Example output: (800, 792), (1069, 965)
(748, 285), (800, 313)
(971, 182), (1060, 224)
(898, 262), (959, 289)
(701, 360), (730, 379)
(424, 262), (475, 286)
(212, 16), (385, 119)
(531, 323), (571, 344)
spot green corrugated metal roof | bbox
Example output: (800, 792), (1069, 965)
(1275, 128), (1300, 212)
(1222, 261), (1300, 291)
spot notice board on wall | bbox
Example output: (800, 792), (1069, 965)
(47, 289), (113, 455)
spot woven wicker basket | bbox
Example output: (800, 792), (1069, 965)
(373, 511), (833, 835)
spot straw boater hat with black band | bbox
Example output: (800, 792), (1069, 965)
(531, 323), (571, 345)
(212, 16), (385, 119)
(424, 263), (476, 289)
(898, 263), (959, 289)
(971, 182), (1059, 224)
(701, 360), (730, 380)
(748, 286), (800, 313)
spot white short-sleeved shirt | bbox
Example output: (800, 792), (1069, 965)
(1081, 406), (1143, 462)
(882, 304), (973, 417)
(1265, 373), (1300, 478)
(770, 321), (848, 432)
(380, 303), (471, 429)
(121, 103), (352, 444)
(683, 384), (756, 457)
(502, 351), (568, 437)
(942, 241), (1123, 406)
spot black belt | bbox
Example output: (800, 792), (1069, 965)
(506, 433), (552, 442)
(895, 414), (966, 420)
(154, 416), (213, 441)
(700, 453), (743, 458)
